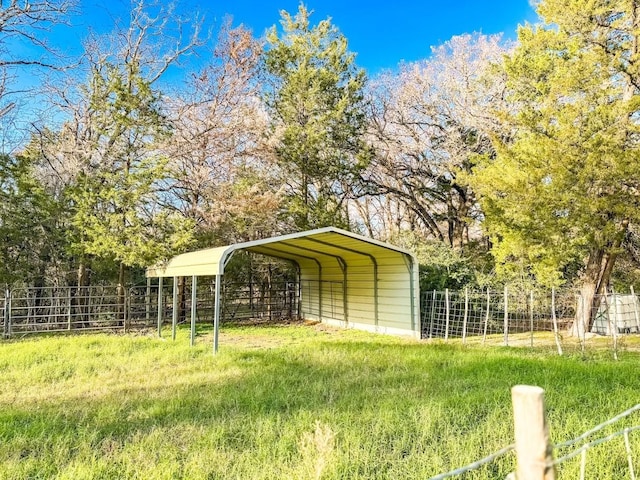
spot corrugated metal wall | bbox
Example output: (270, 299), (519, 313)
(297, 248), (417, 337)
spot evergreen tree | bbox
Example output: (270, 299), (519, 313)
(64, 59), (192, 282)
(264, 4), (370, 230)
(31, 1), (200, 289)
(0, 153), (64, 287)
(469, 0), (640, 334)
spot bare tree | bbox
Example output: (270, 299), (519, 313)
(162, 20), (281, 244)
(0, 0), (76, 117)
(360, 34), (509, 247)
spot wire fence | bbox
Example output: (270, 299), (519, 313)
(5, 282), (640, 354)
(421, 288), (640, 356)
(430, 387), (640, 480)
(0, 280), (301, 338)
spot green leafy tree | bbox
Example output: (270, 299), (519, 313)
(264, 4), (370, 230)
(469, 0), (640, 334)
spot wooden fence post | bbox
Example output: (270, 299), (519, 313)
(511, 385), (556, 480)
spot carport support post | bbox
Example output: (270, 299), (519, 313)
(172, 276), (178, 341)
(190, 275), (197, 347)
(157, 277), (163, 338)
(213, 274), (222, 354)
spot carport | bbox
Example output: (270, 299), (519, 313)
(146, 227), (420, 352)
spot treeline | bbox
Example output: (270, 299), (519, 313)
(0, 1), (639, 334)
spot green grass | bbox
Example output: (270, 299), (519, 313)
(0, 323), (639, 479)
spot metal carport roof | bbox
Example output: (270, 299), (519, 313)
(147, 227), (420, 352)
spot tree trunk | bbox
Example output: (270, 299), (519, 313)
(571, 241), (624, 336)
(573, 280), (597, 337)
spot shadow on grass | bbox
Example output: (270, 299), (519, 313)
(1, 332), (640, 478)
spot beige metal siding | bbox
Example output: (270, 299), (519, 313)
(146, 227), (420, 338)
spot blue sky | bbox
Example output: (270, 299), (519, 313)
(73, 0), (538, 73)
(5, 0), (539, 147)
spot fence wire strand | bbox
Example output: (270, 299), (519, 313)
(427, 444), (515, 480)
(421, 288), (640, 356)
(430, 403), (639, 479)
(554, 403), (640, 449)
(551, 424), (640, 466)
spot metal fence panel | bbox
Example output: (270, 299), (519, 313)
(421, 289), (640, 354)
(0, 279), (302, 338)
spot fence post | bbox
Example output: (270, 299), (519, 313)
(462, 287), (469, 344)
(551, 288), (563, 356)
(511, 385), (556, 480)
(3, 288), (9, 338)
(145, 277), (151, 323)
(428, 290), (436, 339)
(87, 286), (92, 326)
(124, 289), (130, 333)
(67, 287), (72, 330)
(483, 288), (490, 344)
(444, 288), (450, 341)
(504, 286), (509, 346)
(530, 290), (534, 348)
(611, 288), (619, 361)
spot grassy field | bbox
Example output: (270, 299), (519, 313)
(0, 322), (639, 479)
